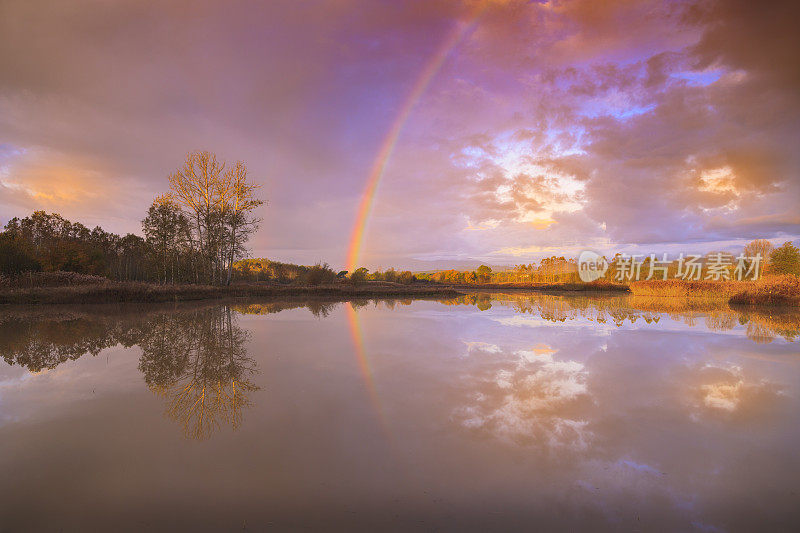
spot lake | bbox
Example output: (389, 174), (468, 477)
(1, 293), (798, 531)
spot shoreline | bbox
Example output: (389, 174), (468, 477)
(437, 282), (630, 293)
(0, 282), (464, 306)
(1, 277), (797, 307)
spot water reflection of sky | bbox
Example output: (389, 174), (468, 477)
(0, 295), (798, 531)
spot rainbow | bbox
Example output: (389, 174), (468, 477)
(345, 302), (380, 409)
(345, 9), (484, 271)
(345, 301), (392, 436)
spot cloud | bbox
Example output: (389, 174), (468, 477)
(0, 0), (798, 267)
(453, 344), (593, 448)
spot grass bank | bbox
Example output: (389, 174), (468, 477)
(630, 276), (800, 307)
(729, 275), (800, 306)
(0, 281), (463, 305)
(630, 279), (744, 299)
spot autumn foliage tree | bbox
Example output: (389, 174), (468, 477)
(0, 232), (41, 277)
(1, 211), (149, 281)
(166, 151), (264, 285)
(350, 267), (369, 284)
(769, 242), (800, 275)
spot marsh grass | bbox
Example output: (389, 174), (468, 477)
(729, 275), (800, 306)
(0, 271), (109, 288)
(630, 279), (746, 299)
(629, 276), (800, 306)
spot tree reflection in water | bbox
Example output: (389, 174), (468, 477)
(1, 294), (796, 441)
(0, 303), (258, 440)
(0, 311), (140, 372)
(440, 292), (800, 343)
(138, 306), (258, 440)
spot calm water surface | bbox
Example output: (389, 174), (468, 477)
(1, 293), (799, 531)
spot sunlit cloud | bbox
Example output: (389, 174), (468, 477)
(463, 341), (503, 355)
(0, 0), (797, 267)
(702, 381), (743, 412)
(453, 343), (592, 448)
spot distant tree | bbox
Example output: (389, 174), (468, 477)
(0, 232), (41, 277)
(273, 262), (289, 283)
(769, 242), (800, 275)
(744, 239), (774, 272)
(142, 195), (191, 283)
(383, 268), (398, 283)
(744, 239), (774, 261)
(304, 262), (336, 286)
(3, 211), (107, 275)
(397, 271), (415, 284)
(476, 264), (492, 283)
(350, 267), (369, 284)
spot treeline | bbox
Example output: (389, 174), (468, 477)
(233, 260), (417, 285)
(358, 267), (416, 284)
(1, 211), (153, 281)
(233, 259), (342, 285)
(593, 240), (800, 281)
(417, 262), (580, 284)
(1, 151), (263, 285)
(415, 240), (800, 286)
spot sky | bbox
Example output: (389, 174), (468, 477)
(1, 0), (798, 270)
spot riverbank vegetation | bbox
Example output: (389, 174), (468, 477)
(628, 274), (800, 307)
(231, 259), (416, 286)
(416, 241), (799, 287)
(409, 240), (800, 305)
(0, 149), (431, 302)
(0, 150), (262, 286)
(629, 279), (744, 299)
(2, 161), (798, 308)
(729, 275), (800, 306)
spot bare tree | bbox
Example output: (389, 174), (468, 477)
(168, 151), (226, 283)
(743, 239), (774, 270)
(219, 161), (263, 285)
(166, 151), (263, 285)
